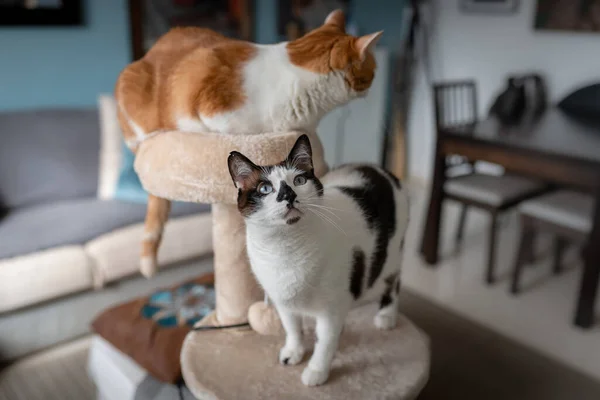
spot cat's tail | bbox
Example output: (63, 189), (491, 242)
(140, 194), (172, 278)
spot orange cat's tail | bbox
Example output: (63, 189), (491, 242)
(140, 194), (171, 278)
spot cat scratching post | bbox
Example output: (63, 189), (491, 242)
(134, 130), (430, 399)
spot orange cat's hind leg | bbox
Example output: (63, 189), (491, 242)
(115, 60), (171, 278)
(140, 195), (172, 278)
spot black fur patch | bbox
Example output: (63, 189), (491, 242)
(380, 291), (393, 308)
(384, 273), (398, 286)
(381, 168), (402, 189)
(380, 273), (397, 309)
(350, 248), (366, 300)
(287, 217), (301, 225)
(276, 181), (296, 203)
(395, 279), (401, 295)
(290, 168), (323, 197)
(308, 169), (324, 197)
(237, 188), (263, 217)
(340, 166), (396, 288)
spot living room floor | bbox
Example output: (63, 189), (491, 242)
(403, 183), (600, 382)
(1, 183), (599, 399)
(2, 287), (600, 400)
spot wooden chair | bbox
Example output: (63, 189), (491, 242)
(434, 81), (548, 284)
(510, 190), (594, 294)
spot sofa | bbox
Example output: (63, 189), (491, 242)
(0, 107), (214, 361)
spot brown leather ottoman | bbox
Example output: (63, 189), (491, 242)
(91, 273), (214, 385)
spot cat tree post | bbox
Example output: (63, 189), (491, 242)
(207, 202), (261, 326)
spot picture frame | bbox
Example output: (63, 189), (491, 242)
(0, 0), (83, 26)
(461, 0), (519, 14)
(278, 0), (351, 41)
(534, 0), (600, 33)
(128, 0), (254, 61)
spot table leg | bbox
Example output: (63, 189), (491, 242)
(574, 189), (600, 328)
(420, 147), (446, 265)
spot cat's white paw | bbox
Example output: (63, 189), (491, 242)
(374, 312), (398, 330)
(140, 256), (158, 278)
(301, 367), (329, 386)
(279, 344), (305, 365)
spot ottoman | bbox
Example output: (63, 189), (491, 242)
(88, 274), (215, 399)
(88, 335), (196, 400)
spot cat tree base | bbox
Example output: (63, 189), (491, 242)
(180, 305), (430, 400)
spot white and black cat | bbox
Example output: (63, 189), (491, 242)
(227, 135), (409, 386)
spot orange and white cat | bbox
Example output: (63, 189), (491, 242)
(115, 9), (382, 277)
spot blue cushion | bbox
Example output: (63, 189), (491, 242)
(0, 198), (210, 259)
(114, 143), (148, 203)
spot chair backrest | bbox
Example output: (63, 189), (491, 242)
(432, 80), (479, 176)
(433, 80), (478, 131)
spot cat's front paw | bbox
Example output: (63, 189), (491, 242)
(374, 312), (398, 330)
(140, 256), (158, 278)
(279, 344), (305, 366)
(301, 367), (329, 386)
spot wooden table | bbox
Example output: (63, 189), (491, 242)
(420, 109), (600, 328)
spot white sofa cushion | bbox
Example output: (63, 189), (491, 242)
(86, 214), (213, 287)
(0, 246), (93, 313)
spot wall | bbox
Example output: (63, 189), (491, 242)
(350, 0), (405, 51)
(408, 0), (600, 181)
(0, 0), (130, 111)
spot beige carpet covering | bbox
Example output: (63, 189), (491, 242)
(134, 130), (328, 205)
(181, 305), (430, 400)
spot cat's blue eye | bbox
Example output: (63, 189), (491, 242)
(293, 175), (307, 186)
(258, 182), (273, 195)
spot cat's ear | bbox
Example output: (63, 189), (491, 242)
(286, 134), (313, 171)
(324, 9), (345, 31)
(356, 31), (383, 61)
(228, 151), (260, 190)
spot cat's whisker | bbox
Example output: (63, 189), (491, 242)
(307, 208), (347, 237)
(315, 211), (347, 237)
(305, 203), (340, 215)
(304, 204), (341, 220)
(307, 208), (338, 232)
(302, 194), (329, 202)
(305, 203), (352, 213)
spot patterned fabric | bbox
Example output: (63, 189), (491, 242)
(141, 282), (215, 328)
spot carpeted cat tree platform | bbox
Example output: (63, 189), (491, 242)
(133, 130), (430, 399)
